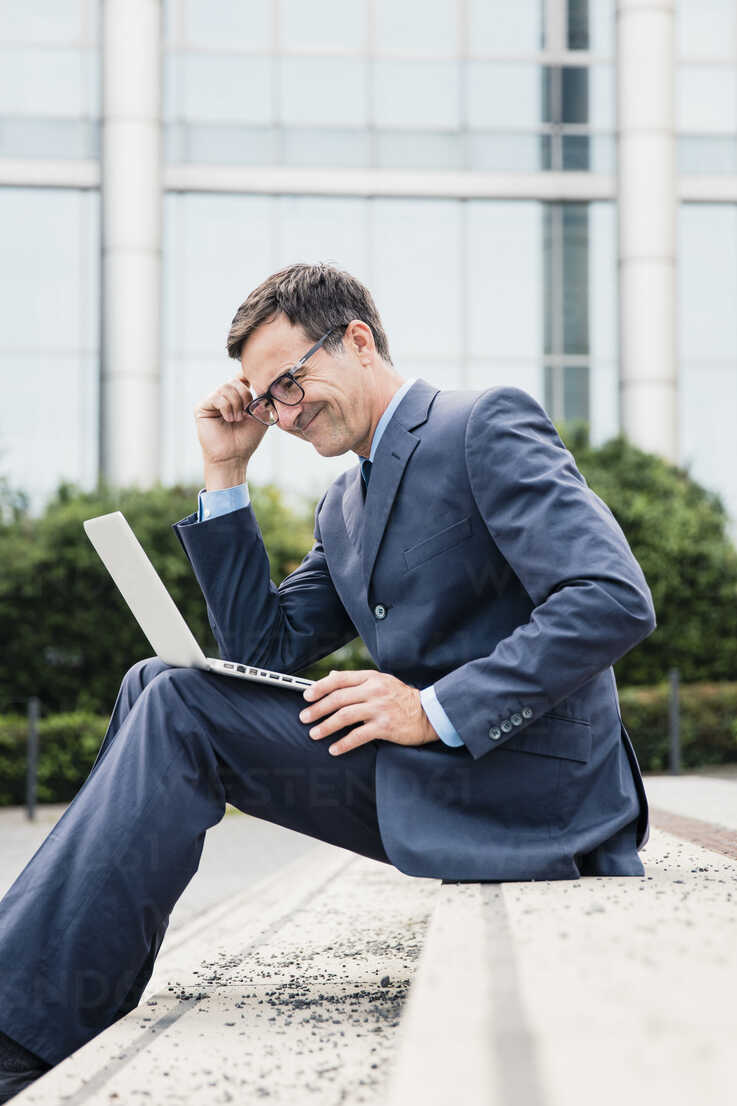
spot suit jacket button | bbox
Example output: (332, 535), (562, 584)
(374, 604), (387, 620)
(511, 713), (523, 726)
(522, 707), (533, 719)
(489, 726), (502, 740)
(501, 719), (513, 733)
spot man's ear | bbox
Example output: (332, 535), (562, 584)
(346, 319), (374, 363)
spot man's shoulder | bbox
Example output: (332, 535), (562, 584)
(430, 383), (543, 434)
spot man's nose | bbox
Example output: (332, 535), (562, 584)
(275, 399), (303, 430)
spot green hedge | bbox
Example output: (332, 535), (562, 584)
(2, 682), (737, 806)
(0, 711), (107, 806)
(619, 682), (737, 772)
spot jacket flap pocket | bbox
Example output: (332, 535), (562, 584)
(403, 516), (472, 571)
(500, 713), (592, 763)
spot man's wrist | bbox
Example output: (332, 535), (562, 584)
(203, 460), (248, 492)
(415, 689), (440, 744)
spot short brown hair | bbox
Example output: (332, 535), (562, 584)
(226, 262), (393, 365)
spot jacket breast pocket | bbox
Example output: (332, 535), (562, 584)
(403, 516), (472, 571)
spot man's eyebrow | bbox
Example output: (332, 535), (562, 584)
(250, 361), (301, 397)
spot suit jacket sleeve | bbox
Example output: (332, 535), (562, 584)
(433, 386), (657, 760)
(173, 494), (358, 673)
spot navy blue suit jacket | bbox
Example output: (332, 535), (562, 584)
(175, 380), (657, 881)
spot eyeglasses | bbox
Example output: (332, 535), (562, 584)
(246, 324), (347, 426)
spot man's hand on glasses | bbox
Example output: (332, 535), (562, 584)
(194, 371), (268, 490)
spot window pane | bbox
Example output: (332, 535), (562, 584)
(273, 195), (369, 277)
(563, 205), (589, 354)
(678, 204), (737, 360)
(374, 0), (458, 54)
(677, 0), (737, 58)
(164, 122), (278, 165)
(468, 133), (543, 171)
(678, 66), (737, 134)
(589, 0), (615, 53)
(371, 199), (462, 359)
(470, 358), (543, 401)
(466, 201), (542, 361)
(374, 61), (459, 129)
(468, 0), (543, 53)
(563, 364), (590, 421)
(165, 53), (273, 124)
(543, 66), (613, 126)
(589, 202), (617, 363)
(163, 192), (275, 356)
(282, 127), (370, 167)
(0, 117), (98, 159)
(589, 134), (615, 172)
(561, 67), (588, 124)
(567, 0), (589, 50)
(544, 364), (590, 423)
(0, 47), (98, 117)
(562, 134), (590, 170)
(376, 130), (462, 169)
(677, 136), (737, 174)
(679, 363), (737, 532)
(0, 187), (100, 502)
(590, 64), (614, 127)
(182, 0), (272, 50)
(280, 57), (368, 127)
(467, 63), (540, 128)
(0, 0), (84, 43)
(281, 0), (368, 50)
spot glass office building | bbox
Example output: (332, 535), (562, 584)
(0, 0), (735, 533)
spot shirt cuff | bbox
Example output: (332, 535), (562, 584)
(420, 685), (465, 747)
(197, 483), (251, 523)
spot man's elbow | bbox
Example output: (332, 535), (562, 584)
(628, 584), (657, 644)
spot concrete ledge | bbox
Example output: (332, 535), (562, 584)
(16, 847), (437, 1105)
(388, 819), (737, 1106)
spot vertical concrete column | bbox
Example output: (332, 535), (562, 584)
(617, 0), (677, 461)
(100, 0), (162, 487)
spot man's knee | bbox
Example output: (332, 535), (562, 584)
(122, 656), (171, 696)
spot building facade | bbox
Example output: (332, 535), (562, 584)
(0, 0), (735, 532)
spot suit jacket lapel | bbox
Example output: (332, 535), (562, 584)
(358, 378), (439, 588)
(361, 426), (419, 585)
(341, 465), (364, 549)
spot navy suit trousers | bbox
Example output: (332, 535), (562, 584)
(0, 660), (388, 1065)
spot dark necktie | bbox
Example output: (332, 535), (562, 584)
(361, 459), (372, 495)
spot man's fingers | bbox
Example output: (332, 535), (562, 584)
(197, 380), (253, 423)
(304, 668), (372, 702)
(327, 723), (376, 757)
(300, 684), (368, 724)
(307, 702), (367, 740)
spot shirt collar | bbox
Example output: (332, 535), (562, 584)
(359, 377), (417, 464)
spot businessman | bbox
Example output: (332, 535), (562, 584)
(0, 262), (656, 1100)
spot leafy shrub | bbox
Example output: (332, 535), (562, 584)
(619, 681), (737, 772)
(0, 711), (107, 806)
(559, 426), (737, 686)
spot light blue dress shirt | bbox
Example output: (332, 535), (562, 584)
(196, 378), (464, 749)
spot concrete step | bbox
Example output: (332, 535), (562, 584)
(388, 820), (737, 1106)
(15, 845), (437, 1105)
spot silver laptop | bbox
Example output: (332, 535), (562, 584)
(83, 511), (314, 692)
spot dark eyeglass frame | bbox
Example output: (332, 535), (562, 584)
(246, 324), (347, 426)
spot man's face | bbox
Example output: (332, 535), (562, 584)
(240, 314), (373, 457)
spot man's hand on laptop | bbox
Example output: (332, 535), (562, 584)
(299, 670), (440, 756)
(195, 373), (268, 490)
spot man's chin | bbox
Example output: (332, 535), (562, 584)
(310, 438), (349, 458)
